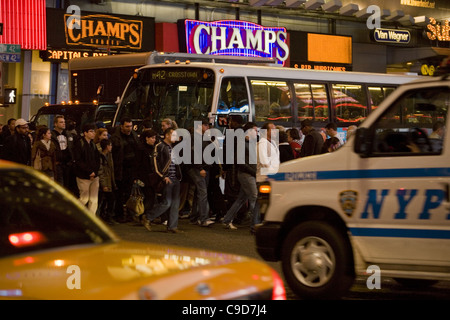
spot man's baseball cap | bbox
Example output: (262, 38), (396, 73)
(15, 118), (29, 127)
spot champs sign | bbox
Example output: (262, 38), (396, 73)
(185, 20), (289, 65)
(64, 13), (143, 50)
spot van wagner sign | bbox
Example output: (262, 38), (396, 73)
(183, 20), (289, 65)
(372, 28), (411, 44)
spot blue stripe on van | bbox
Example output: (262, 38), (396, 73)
(349, 227), (450, 239)
(271, 167), (450, 181)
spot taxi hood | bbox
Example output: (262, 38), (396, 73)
(0, 240), (276, 300)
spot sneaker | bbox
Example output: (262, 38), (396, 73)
(224, 223), (237, 230)
(167, 228), (184, 234)
(141, 216), (152, 232)
(162, 220), (168, 226)
(199, 220), (215, 227)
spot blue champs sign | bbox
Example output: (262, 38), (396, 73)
(372, 28), (411, 44)
(182, 19), (289, 66)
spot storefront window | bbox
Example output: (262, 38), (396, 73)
(30, 51), (50, 117)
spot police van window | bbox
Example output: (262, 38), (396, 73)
(371, 86), (449, 155)
(218, 77), (249, 115)
(251, 80), (291, 123)
(333, 84), (368, 123)
(295, 83), (329, 123)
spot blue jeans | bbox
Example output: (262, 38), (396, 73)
(223, 171), (260, 227)
(146, 178), (180, 230)
(187, 168), (210, 223)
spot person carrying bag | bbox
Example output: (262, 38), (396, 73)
(126, 181), (145, 219)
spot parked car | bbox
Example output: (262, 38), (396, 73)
(0, 160), (286, 300)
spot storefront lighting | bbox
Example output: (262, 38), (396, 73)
(354, 7), (372, 19)
(399, 15), (415, 26)
(285, 0), (306, 7)
(249, 0), (270, 6)
(386, 10), (405, 21)
(322, 0), (342, 13)
(414, 16), (430, 27)
(380, 9), (391, 19)
(304, 0), (325, 10)
(339, 3), (359, 16)
(266, 0), (285, 5)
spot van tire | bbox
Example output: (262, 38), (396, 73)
(281, 221), (354, 299)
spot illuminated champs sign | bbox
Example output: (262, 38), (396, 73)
(185, 20), (289, 65)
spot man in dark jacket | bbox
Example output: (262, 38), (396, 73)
(73, 123), (101, 215)
(300, 119), (324, 157)
(111, 117), (139, 222)
(187, 119), (214, 227)
(142, 128), (183, 233)
(3, 118), (31, 166)
(222, 122), (260, 233)
(51, 115), (77, 193)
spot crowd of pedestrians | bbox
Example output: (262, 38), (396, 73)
(0, 114), (346, 235)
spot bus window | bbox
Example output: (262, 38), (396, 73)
(218, 77), (249, 114)
(369, 86), (397, 111)
(295, 83), (313, 121)
(295, 83), (329, 123)
(251, 80), (291, 123)
(368, 86), (384, 111)
(383, 86), (396, 98)
(312, 84), (329, 123)
(333, 83), (368, 123)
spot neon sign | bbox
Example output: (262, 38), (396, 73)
(426, 17), (450, 41)
(185, 20), (289, 65)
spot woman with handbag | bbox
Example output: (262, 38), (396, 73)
(32, 126), (58, 180)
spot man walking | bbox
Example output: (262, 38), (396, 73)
(222, 122), (260, 233)
(142, 128), (183, 233)
(73, 123), (101, 215)
(111, 117), (139, 222)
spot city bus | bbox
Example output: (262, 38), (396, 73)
(113, 60), (420, 139)
(69, 51), (275, 104)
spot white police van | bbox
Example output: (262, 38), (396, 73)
(255, 74), (450, 299)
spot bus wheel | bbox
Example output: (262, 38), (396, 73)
(281, 221), (354, 299)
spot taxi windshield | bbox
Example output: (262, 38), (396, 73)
(0, 169), (114, 258)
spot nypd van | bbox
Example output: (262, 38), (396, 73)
(255, 75), (450, 299)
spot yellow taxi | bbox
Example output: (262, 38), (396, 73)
(0, 160), (286, 300)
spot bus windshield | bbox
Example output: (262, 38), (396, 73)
(117, 67), (215, 129)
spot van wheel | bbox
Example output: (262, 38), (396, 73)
(281, 221), (354, 299)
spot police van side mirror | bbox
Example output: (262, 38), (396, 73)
(353, 127), (372, 157)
